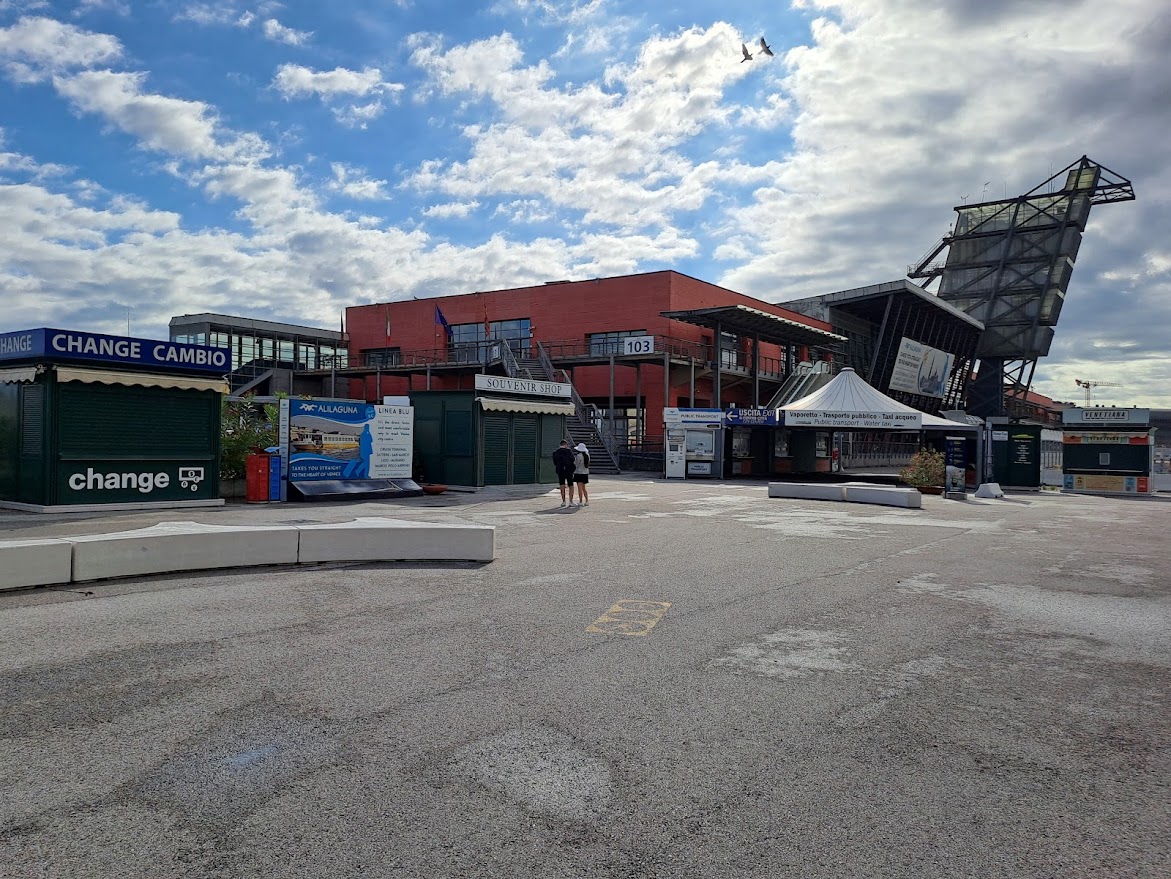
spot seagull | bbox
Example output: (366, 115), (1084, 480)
(759, 37), (774, 56)
(740, 42), (753, 62)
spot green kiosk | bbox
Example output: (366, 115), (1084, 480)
(0, 328), (229, 512)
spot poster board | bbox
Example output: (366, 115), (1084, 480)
(280, 399), (413, 481)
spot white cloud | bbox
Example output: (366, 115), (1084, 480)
(422, 200), (481, 219)
(328, 163), (389, 201)
(53, 70), (268, 162)
(262, 17), (311, 46)
(272, 64), (403, 126)
(0, 16), (122, 82)
(273, 64), (387, 99)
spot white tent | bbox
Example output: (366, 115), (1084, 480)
(781, 367), (980, 431)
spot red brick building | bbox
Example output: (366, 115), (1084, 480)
(342, 271), (843, 443)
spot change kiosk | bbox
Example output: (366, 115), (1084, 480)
(0, 328), (229, 511)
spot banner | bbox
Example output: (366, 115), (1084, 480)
(889, 337), (954, 399)
(285, 399), (413, 481)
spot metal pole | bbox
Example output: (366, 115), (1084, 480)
(867, 292), (894, 383)
(635, 363), (642, 442)
(690, 358), (695, 406)
(426, 363), (431, 390)
(663, 350), (670, 418)
(752, 332), (760, 407)
(609, 354), (615, 442)
(713, 320), (722, 409)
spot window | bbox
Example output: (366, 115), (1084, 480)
(588, 330), (647, 356)
(451, 318), (531, 363)
(365, 348), (401, 367)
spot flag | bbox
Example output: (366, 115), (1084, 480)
(385, 306), (391, 341)
(483, 310), (491, 339)
(435, 305), (451, 336)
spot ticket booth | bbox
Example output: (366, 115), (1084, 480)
(664, 408), (724, 478)
(0, 328), (229, 511)
(1061, 407), (1154, 496)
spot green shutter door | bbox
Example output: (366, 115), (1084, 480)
(511, 414), (538, 484)
(483, 413), (510, 485)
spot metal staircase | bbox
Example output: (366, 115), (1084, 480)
(534, 342), (621, 474)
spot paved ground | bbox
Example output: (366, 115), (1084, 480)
(1, 477), (1169, 878)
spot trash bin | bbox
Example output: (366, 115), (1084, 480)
(245, 452), (271, 503)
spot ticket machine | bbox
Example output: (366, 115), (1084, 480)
(663, 408), (724, 479)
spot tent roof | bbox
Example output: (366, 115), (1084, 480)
(782, 367), (920, 415)
(781, 367), (981, 431)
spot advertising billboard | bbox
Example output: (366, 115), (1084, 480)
(283, 399), (413, 481)
(889, 337), (955, 399)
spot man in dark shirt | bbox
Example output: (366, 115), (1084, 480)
(552, 439), (577, 507)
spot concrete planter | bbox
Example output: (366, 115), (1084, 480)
(220, 478), (246, 499)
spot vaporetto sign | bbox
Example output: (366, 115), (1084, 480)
(784, 410), (922, 429)
(0, 328), (229, 374)
(474, 375), (572, 398)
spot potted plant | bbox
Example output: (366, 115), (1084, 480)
(900, 449), (945, 494)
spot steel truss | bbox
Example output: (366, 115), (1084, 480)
(909, 156), (1134, 417)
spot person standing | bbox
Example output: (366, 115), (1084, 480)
(552, 439), (577, 507)
(573, 442), (591, 507)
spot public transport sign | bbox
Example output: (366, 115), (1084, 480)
(0, 328), (230, 375)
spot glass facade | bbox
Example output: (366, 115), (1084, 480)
(451, 318), (531, 363)
(171, 321), (347, 373)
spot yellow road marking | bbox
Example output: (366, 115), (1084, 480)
(586, 599), (672, 636)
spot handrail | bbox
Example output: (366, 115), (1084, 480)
(535, 341), (557, 381)
(495, 339), (521, 378)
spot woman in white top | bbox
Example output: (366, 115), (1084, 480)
(572, 443), (590, 506)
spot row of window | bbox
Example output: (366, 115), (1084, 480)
(173, 330), (348, 371)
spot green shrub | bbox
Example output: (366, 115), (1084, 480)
(900, 448), (945, 488)
(220, 395), (280, 480)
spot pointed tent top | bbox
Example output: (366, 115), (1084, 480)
(782, 367), (923, 429)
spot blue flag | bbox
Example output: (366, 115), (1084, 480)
(434, 305), (451, 335)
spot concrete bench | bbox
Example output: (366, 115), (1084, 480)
(842, 484), (922, 508)
(70, 521), (300, 583)
(297, 517), (495, 564)
(0, 538), (75, 591)
(767, 483), (846, 502)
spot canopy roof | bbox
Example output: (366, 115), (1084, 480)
(660, 304), (846, 349)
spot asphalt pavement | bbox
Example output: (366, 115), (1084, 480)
(1, 476), (1168, 878)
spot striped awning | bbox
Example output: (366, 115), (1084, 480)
(0, 366), (41, 384)
(54, 366), (229, 393)
(477, 396), (576, 415)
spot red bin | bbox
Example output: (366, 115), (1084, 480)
(245, 453), (271, 503)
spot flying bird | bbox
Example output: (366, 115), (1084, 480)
(759, 38), (774, 56)
(740, 42), (753, 63)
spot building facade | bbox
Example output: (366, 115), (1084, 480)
(337, 271), (845, 457)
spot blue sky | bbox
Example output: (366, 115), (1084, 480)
(2, 0), (1169, 406)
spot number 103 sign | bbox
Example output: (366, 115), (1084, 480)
(623, 335), (655, 355)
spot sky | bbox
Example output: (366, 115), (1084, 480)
(1, 0), (1169, 407)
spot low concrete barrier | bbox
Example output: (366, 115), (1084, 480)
(767, 483), (846, 502)
(0, 538), (74, 591)
(297, 517), (495, 563)
(843, 484), (922, 508)
(974, 483), (1005, 499)
(70, 521), (300, 583)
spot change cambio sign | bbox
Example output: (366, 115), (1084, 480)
(0, 328), (229, 373)
(59, 464), (213, 503)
